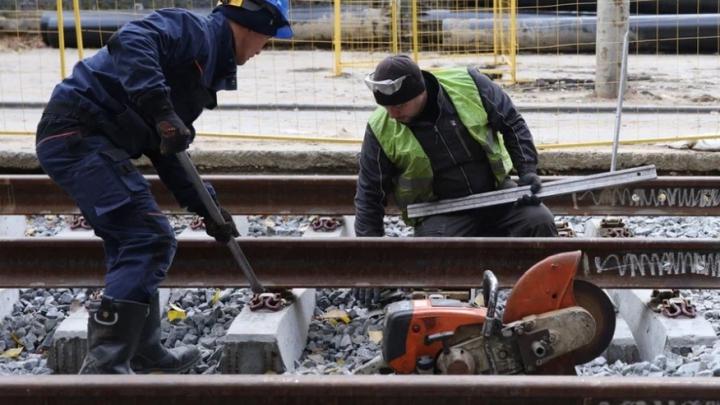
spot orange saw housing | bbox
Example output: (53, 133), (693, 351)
(382, 251), (583, 374)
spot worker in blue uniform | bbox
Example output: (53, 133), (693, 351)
(35, 0), (292, 374)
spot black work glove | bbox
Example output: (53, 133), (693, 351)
(515, 194), (541, 206)
(156, 112), (191, 155)
(137, 91), (191, 156)
(351, 288), (382, 308)
(517, 172), (542, 194)
(204, 206), (239, 243)
(498, 177), (518, 190)
(350, 288), (406, 308)
(515, 173), (542, 206)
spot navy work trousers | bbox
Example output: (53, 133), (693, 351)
(36, 113), (176, 303)
(413, 203), (557, 237)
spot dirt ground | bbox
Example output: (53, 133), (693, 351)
(1, 37), (718, 105)
(0, 37), (717, 146)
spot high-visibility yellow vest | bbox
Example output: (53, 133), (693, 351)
(368, 67), (513, 223)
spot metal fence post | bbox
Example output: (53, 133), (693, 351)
(595, 0), (630, 98)
(72, 0), (84, 60)
(333, 0), (342, 76)
(55, 0), (66, 79)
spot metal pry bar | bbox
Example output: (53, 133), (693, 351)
(407, 165), (657, 219)
(176, 151), (264, 294)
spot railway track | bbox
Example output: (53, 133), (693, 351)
(2, 175), (720, 216)
(0, 375), (719, 405)
(2, 174), (720, 290)
(1, 237), (719, 289)
(3, 174), (720, 401)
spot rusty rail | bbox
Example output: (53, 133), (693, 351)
(0, 375), (719, 405)
(0, 174), (354, 215)
(2, 175), (720, 216)
(2, 237), (719, 288)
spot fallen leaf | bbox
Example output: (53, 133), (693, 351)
(10, 333), (22, 346)
(321, 309), (350, 324)
(1, 347), (23, 359)
(211, 289), (221, 306)
(167, 303), (187, 321)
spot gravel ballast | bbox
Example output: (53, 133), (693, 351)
(1, 214), (718, 376)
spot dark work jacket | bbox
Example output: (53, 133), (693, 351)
(42, 8), (237, 216)
(354, 70), (539, 236)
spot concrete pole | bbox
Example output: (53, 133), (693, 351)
(595, 0), (630, 98)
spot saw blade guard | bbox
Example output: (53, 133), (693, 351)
(502, 250), (582, 323)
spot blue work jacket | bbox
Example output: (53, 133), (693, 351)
(48, 8), (237, 157)
(45, 8), (237, 216)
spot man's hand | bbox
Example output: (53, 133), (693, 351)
(514, 173), (542, 206)
(155, 111), (191, 155)
(515, 194), (541, 206)
(517, 172), (542, 194)
(350, 288), (407, 308)
(498, 177), (518, 190)
(137, 90), (191, 155)
(351, 288), (382, 308)
(204, 207), (239, 243)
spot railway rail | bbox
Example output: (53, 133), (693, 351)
(2, 237), (719, 289)
(3, 176), (720, 401)
(2, 175), (720, 216)
(0, 375), (719, 405)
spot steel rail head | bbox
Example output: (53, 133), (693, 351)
(7, 172), (720, 217)
(1, 375), (720, 404)
(2, 237), (720, 289)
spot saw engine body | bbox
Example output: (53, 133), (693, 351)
(379, 251), (615, 375)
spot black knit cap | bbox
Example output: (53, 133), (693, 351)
(371, 55), (426, 106)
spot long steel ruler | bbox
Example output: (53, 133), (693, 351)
(407, 165), (657, 218)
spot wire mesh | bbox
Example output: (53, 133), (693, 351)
(0, 0), (717, 149)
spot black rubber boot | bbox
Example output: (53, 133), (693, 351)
(131, 292), (200, 374)
(78, 297), (149, 374)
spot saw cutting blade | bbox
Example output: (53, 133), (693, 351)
(570, 279), (616, 365)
